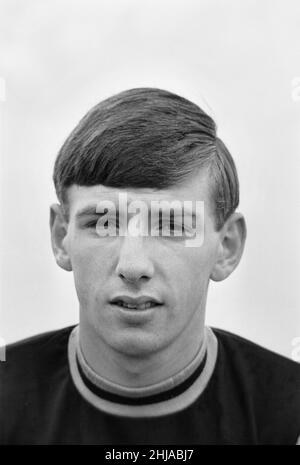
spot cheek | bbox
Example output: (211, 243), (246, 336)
(171, 246), (216, 298)
(70, 239), (112, 296)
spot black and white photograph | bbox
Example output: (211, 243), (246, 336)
(0, 0), (299, 447)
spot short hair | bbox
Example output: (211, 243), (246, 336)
(53, 88), (239, 230)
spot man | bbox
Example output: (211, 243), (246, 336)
(0, 88), (299, 445)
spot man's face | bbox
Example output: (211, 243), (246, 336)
(63, 170), (221, 357)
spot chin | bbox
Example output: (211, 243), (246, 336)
(107, 331), (162, 358)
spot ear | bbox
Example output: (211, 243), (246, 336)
(50, 204), (72, 272)
(210, 212), (246, 282)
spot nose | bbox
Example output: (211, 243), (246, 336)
(116, 236), (154, 284)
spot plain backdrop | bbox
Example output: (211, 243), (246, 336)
(0, 0), (299, 359)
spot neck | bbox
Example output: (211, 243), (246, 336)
(79, 316), (205, 388)
(68, 325), (218, 417)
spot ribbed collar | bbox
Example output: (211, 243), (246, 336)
(68, 325), (218, 417)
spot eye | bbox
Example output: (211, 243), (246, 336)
(158, 219), (185, 236)
(85, 215), (120, 230)
(85, 219), (100, 228)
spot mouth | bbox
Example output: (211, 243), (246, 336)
(110, 295), (163, 311)
(111, 301), (161, 311)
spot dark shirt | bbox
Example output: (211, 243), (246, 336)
(0, 325), (299, 445)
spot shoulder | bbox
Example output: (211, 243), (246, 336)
(0, 325), (75, 391)
(211, 327), (300, 443)
(2, 325), (75, 362)
(0, 326), (77, 444)
(212, 327), (300, 378)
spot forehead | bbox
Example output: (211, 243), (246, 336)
(66, 168), (213, 217)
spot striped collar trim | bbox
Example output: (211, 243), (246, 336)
(76, 326), (208, 398)
(68, 325), (218, 418)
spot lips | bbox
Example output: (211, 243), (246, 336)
(110, 295), (163, 311)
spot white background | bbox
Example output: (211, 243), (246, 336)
(0, 0), (299, 358)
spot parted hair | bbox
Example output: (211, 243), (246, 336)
(53, 87), (239, 230)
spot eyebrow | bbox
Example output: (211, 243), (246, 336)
(157, 208), (196, 217)
(75, 204), (199, 222)
(75, 205), (106, 220)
